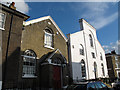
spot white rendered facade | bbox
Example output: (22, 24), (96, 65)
(68, 19), (108, 82)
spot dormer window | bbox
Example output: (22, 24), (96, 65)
(89, 34), (93, 47)
(44, 28), (54, 48)
(0, 13), (6, 30)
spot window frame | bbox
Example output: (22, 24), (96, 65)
(0, 13), (6, 30)
(79, 44), (84, 55)
(100, 53), (103, 60)
(92, 52), (96, 58)
(89, 34), (93, 47)
(44, 30), (54, 49)
(101, 63), (105, 76)
(81, 60), (86, 78)
(22, 50), (37, 78)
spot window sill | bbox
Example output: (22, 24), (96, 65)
(44, 45), (54, 50)
(115, 68), (120, 70)
(0, 27), (5, 30)
(22, 75), (37, 78)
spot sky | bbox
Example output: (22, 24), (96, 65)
(1, 0), (119, 54)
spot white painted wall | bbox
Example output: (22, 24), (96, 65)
(68, 19), (108, 81)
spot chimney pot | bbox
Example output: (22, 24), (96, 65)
(9, 2), (16, 10)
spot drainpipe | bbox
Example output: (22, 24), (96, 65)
(2, 14), (13, 89)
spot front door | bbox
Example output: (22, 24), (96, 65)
(53, 65), (61, 88)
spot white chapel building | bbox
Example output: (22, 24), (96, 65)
(67, 19), (108, 82)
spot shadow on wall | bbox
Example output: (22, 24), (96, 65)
(2, 47), (21, 89)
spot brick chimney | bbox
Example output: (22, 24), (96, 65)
(9, 2), (16, 10)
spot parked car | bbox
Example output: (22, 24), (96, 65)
(67, 81), (113, 90)
(112, 81), (120, 90)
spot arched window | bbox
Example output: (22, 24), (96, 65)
(22, 50), (37, 77)
(101, 63), (105, 76)
(81, 60), (86, 78)
(94, 62), (98, 79)
(79, 44), (84, 55)
(100, 53), (103, 60)
(89, 34), (93, 47)
(44, 28), (54, 48)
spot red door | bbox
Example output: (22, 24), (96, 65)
(53, 66), (61, 88)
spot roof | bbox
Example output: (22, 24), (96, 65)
(40, 49), (67, 64)
(45, 49), (66, 62)
(23, 16), (67, 42)
(106, 53), (120, 56)
(0, 3), (29, 20)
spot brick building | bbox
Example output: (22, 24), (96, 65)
(0, 3), (29, 89)
(106, 50), (120, 82)
(20, 16), (68, 89)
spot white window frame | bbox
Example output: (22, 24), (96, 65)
(79, 44), (84, 55)
(115, 56), (118, 60)
(101, 63), (105, 76)
(44, 31), (54, 49)
(22, 50), (37, 78)
(100, 53), (103, 60)
(81, 60), (86, 78)
(89, 34), (93, 47)
(0, 13), (6, 30)
(92, 52), (95, 58)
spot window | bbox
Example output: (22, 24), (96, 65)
(100, 53), (103, 60)
(94, 62), (98, 79)
(81, 60), (86, 78)
(89, 34), (93, 47)
(0, 13), (6, 29)
(22, 50), (37, 78)
(44, 28), (53, 48)
(92, 52), (95, 58)
(115, 56), (118, 60)
(101, 63), (105, 76)
(79, 44), (84, 55)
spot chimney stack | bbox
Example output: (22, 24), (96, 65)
(9, 2), (16, 10)
(111, 50), (116, 54)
